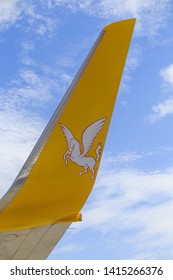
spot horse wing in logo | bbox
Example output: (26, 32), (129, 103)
(60, 118), (106, 179)
(81, 118), (106, 157)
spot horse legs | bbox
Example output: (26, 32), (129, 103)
(90, 167), (95, 180)
(78, 158), (96, 179)
(79, 166), (88, 176)
(87, 158), (96, 180)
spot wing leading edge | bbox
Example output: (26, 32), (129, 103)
(0, 19), (135, 259)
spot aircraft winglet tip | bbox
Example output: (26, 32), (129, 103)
(103, 18), (136, 32)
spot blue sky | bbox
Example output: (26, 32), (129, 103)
(0, 0), (173, 260)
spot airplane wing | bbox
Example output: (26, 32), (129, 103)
(0, 19), (135, 259)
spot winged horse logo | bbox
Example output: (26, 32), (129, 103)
(60, 118), (106, 180)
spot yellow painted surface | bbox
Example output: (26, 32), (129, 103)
(0, 19), (135, 231)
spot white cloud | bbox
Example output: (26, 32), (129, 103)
(0, 0), (22, 29)
(101, 151), (142, 169)
(54, 0), (91, 10)
(52, 243), (86, 255)
(22, 2), (57, 36)
(75, 155), (173, 258)
(0, 69), (58, 112)
(0, 1), (57, 35)
(148, 64), (173, 123)
(53, 0), (171, 36)
(48, 150), (173, 259)
(0, 110), (44, 198)
(120, 44), (141, 93)
(0, 67), (58, 198)
(148, 99), (173, 123)
(0, 63), (73, 200)
(160, 64), (173, 88)
(21, 41), (36, 67)
(16, 70), (54, 102)
(0, 0), (171, 37)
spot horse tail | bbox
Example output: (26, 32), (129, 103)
(95, 143), (102, 161)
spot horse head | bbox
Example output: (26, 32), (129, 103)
(69, 139), (80, 156)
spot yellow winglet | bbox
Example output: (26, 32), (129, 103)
(0, 19), (135, 232)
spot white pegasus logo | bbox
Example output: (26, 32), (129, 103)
(60, 118), (106, 180)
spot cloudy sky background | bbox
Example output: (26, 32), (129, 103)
(0, 0), (173, 259)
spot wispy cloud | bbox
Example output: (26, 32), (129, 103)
(21, 41), (36, 67)
(0, 69), (57, 112)
(53, 0), (172, 36)
(0, 1), (171, 38)
(52, 243), (86, 255)
(0, 1), (81, 200)
(0, 66), (59, 198)
(160, 64), (173, 89)
(148, 64), (173, 123)
(0, 1), (58, 35)
(148, 99), (173, 123)
(101, 151), (142, 169)
(74, 151), (173, 259)
(21, 2), (58, 36)
(0, 0), (22, 29)
(120, 44), (141, 94)
(0, 109), (44, 198)
(48, 150), (173, 259)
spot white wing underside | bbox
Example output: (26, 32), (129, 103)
(0, 222), (71, 260)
